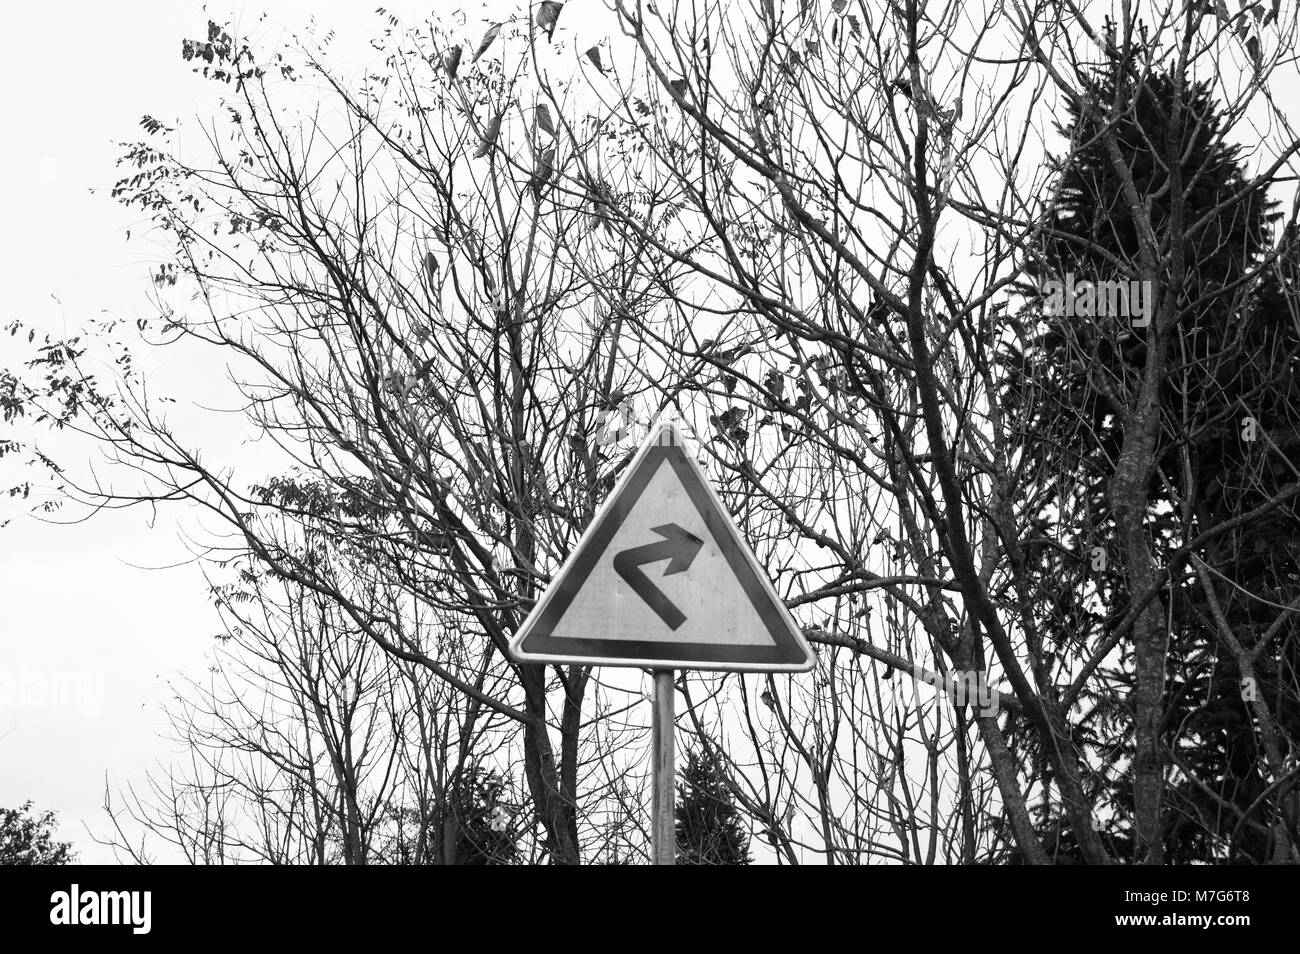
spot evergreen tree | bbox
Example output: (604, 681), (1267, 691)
(675, 749), (751, 865)
(1002, 59), (1300, 862)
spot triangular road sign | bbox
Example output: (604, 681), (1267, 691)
(509, 421), (815, 671)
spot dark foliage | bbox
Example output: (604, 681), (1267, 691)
(381, 768), (521, 865)
(1002, 63), (1300, 862)
(0, 801), (75, 866)
(675, 749), (751, 865)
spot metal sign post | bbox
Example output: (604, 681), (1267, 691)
(651, 669), (675, 865)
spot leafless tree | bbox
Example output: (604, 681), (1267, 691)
(21, 12), (671, 863)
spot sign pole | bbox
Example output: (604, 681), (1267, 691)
(507, 413), (813, 863)
(651, 668), (676, 865)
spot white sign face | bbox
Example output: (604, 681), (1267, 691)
(508, 421), (815, 672)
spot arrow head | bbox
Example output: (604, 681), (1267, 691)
(650, 523), (704, 575)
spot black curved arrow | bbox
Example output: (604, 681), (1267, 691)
(612, 523), (704, 630)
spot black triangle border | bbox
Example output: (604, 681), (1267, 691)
(513, 438), (812, 669)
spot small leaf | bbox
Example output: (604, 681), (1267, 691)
(535, 1), (564, 39)
(472, 23), (502, 63)
(534, 103), (555, 136)
(585, 45), (605, 73)
(474, 112), (502, 158)
(527, 146), (555, 194)
(668, 78), (688, 97)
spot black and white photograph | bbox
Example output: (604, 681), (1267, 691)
(0, 0), (1296, 933)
